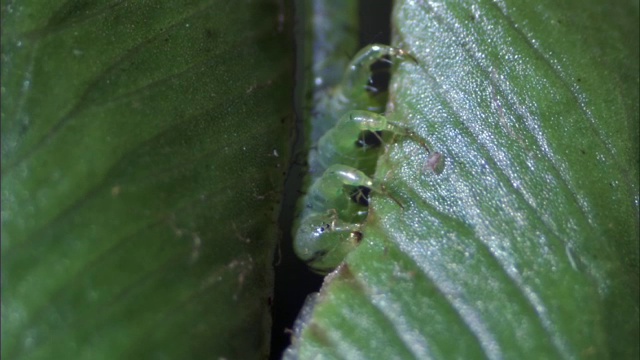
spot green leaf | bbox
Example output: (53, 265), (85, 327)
(289, 0), (638, 358)
(1, 1), (292, 358)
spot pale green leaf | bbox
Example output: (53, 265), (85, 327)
(290, 0), (638, 358)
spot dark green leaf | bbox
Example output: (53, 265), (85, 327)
(1, 0), (292, 358)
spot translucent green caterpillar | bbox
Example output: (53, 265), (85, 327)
(293, 44), (417, 274)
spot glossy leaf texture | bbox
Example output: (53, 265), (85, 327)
(288, 0), (638, 359)
(1, 0), (292, 358)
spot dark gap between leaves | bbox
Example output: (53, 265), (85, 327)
(270, 1), (392, 358)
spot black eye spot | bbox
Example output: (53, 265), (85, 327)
(352, 231), (363, 243)
(349, 186), (371, 206)
(318, 223), (332, 233)
(355, 130), (383, 149)
(367, 58), (392, 95)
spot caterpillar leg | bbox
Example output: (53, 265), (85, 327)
(305, 164), (380, 219)
(339, 44), (416, 105)
(313, 45), (415, 139)
(294, 164), (380, 273)
(294, 211), (362, 274)
(317, 110), (411, 172)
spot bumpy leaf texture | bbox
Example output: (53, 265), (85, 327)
(288, 0), (638, 359)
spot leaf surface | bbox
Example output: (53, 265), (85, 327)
(1, 0), (292, 358)
(289, 0), (639, 358)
